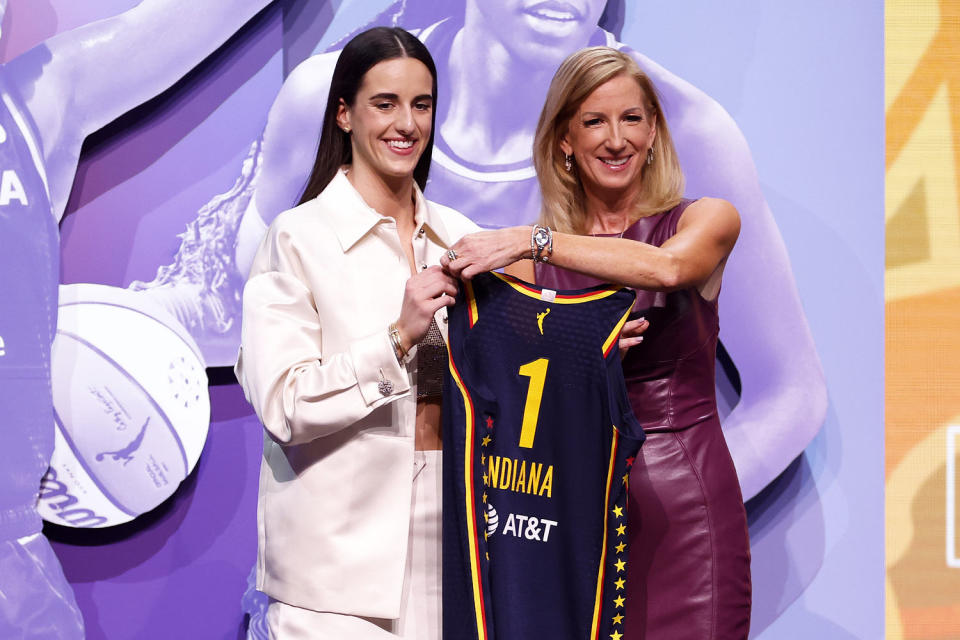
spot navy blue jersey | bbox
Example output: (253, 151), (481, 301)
(443, 272), (645, 640)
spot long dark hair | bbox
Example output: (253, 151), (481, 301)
(297, 27), (438, 205)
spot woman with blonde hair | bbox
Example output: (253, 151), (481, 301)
(442, 46), (752, 639)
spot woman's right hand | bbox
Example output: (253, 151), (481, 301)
(441, 227), (530, 280)
(395, 265), (459, 351)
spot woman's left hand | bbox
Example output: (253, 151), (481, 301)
(441, 226), (530, 279)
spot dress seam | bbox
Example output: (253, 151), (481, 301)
(671, 430), (718, 639)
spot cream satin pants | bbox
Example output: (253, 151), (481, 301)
(267, 450), (442, 639)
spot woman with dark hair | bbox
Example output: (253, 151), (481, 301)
(235, 27), (477, 639)
(442, 46), (752, 639)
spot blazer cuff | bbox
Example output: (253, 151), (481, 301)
(349, 329), (411, 406)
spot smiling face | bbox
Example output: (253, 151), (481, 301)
(470, 0), (607, 64)
(336, 57), (434, 186)
(560, 73), (656, 205)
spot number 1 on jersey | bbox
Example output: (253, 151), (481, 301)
(518, 358), (549, 448)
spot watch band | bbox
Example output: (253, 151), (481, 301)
(531, 225), (553, 263)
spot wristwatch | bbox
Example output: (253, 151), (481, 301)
(531, 225), (553, 263)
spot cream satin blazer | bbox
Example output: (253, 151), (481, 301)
(235, 170), (478, 618)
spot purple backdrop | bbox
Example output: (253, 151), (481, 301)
(0, 0), (882, 638)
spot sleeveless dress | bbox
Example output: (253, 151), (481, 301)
(536, 199), (752, 639)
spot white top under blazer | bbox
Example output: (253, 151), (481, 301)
(235, 169), (477, 618)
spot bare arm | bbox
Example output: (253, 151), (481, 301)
(638, 50), (828, 499)
(552, 198), (738, 291)
(234, 52), (337, 277)
(5, 0), (274, 220)
(678, 123), (827, 500)
(443, 198), (740, 294)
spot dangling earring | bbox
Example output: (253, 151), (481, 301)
(646, 148), (654, 166)
(564, 154), (572, 171)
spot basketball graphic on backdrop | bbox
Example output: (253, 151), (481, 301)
(38, 284), (210, 528)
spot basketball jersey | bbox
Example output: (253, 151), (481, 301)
(443, 272), (645, 640)
(0, 70), (59, 540)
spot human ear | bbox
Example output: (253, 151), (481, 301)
(336, 98), (351, 132)
(559, 130), (573, 157)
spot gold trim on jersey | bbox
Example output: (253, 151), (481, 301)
(491, 271), (621, 304)
(602, 307), (633, 358)
(447, 349), (488, 640)
(590, 427), (620, 639)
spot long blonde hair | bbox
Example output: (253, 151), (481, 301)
(533, 47), (684, 234)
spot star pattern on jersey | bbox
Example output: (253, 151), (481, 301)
(478, 409), (494, 570)
(601, 455), (633, 640)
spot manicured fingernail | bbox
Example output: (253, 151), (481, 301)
(637, 336), (643, 343)
(637, 317), (646, 323)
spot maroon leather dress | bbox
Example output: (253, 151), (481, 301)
(536, 200), (751, 639)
